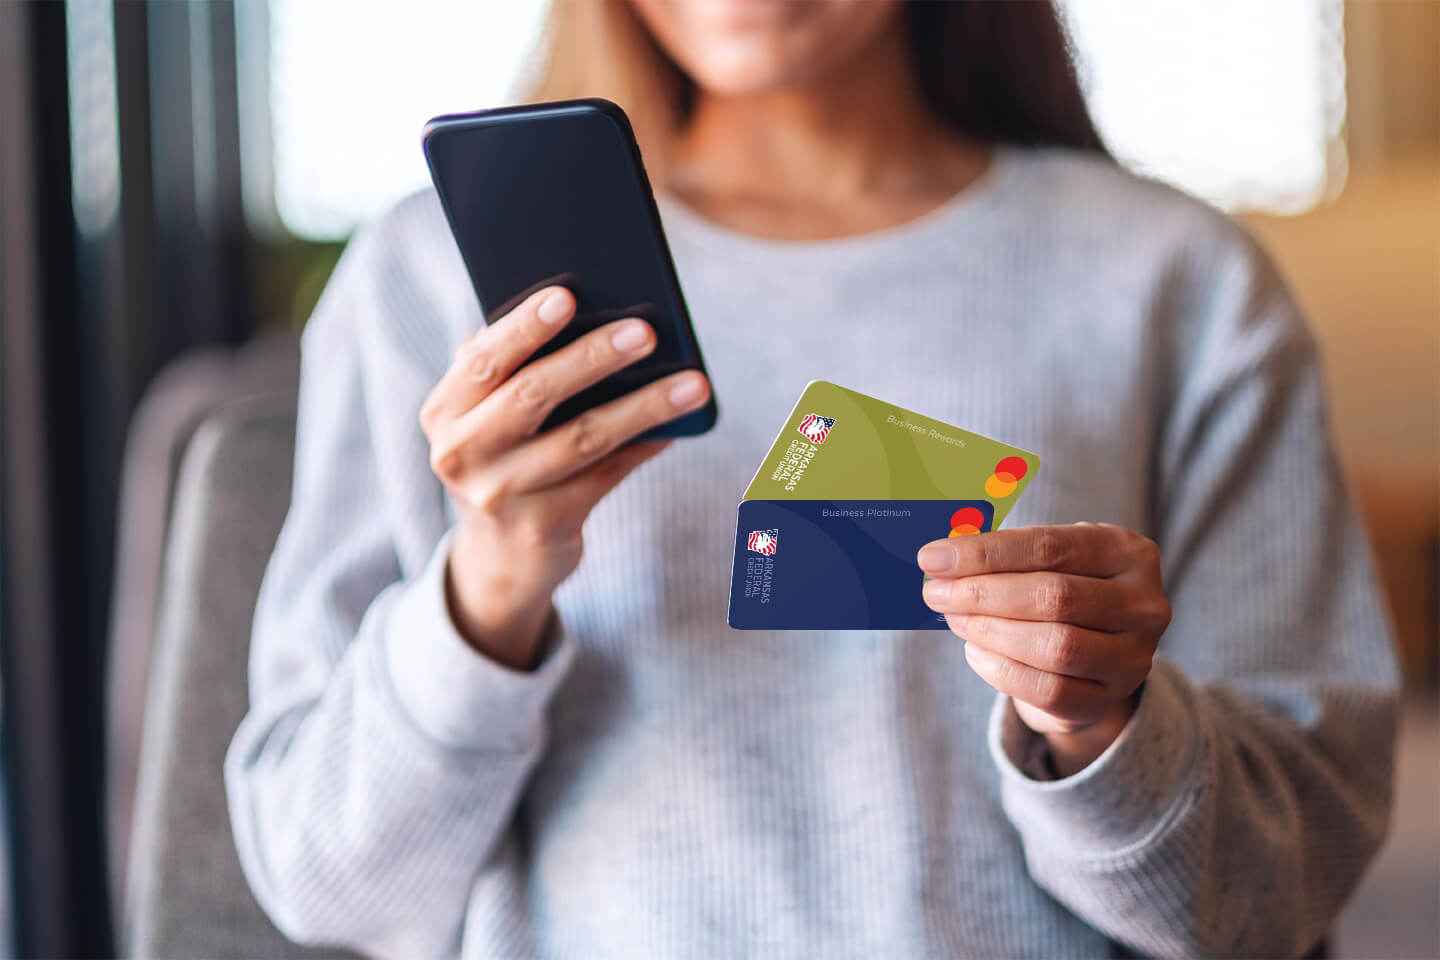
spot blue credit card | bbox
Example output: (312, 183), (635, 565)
(727, 499), (995, 630)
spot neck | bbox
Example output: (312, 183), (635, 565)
(670, 20), (985, 209)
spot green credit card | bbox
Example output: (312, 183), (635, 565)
(743, 381), (1038, 521)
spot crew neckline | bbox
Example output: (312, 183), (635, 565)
(655, 144), (1026, 262)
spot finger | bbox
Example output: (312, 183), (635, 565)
(419, 285), (576, 428)
(961, 641), (1110, 725)
(916, 524), (1139, 580)
(527, 439), (672, 524)
(492, 370), (710, 494)
(454, 317), (657, 451)
(945, 614), (1131, 683)
(460, 439), (671, 549)
(923, 571), (1138, 631)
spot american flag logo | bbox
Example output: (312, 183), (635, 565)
(747, 529), (778, 555)
(798, 413), (836, 444)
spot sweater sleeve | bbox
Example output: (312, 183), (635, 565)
(223, 208), (574, 957)
(987, 222), (1400, 958)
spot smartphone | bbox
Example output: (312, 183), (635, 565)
(422, 98), (717, 437)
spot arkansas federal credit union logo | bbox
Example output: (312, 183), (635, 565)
(747, 528), (778, 556)
(798, 413), (836, 444)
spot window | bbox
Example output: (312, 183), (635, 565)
(65, 0), (121, 237)
(241, 0), (546, 240)
(246, 0), (1347, 241)
(1059, 0), (1347, 213)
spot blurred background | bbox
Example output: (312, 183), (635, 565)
(0, 1), (1435, 957)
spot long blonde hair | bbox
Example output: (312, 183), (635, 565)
(522, 2), (693, 185)
(521, 0), (1107, 186)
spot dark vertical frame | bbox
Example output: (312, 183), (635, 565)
(0, 0), (109, 954)
(0, 2), (65, 953)
(143, 0), (254, 362)
(1, 0), (257, 953)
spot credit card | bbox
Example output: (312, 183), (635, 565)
(729, 381), (1038, 630)
(744, 380), (1038, 507)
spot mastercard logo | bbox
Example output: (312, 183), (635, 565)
(984, 456), (1028, 499)
(948, 506), (986, 537)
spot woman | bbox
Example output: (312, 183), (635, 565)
(226, 2), (1398, 957)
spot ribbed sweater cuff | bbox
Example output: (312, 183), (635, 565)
(988, 658), (1201, 856)
(381, 529), (574, 752)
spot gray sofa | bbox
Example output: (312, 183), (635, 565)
(122, 388), (342, 958)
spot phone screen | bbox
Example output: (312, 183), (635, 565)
(423, 100), (715, 436)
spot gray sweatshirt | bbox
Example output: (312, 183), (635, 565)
(224, 147), (1398, 959)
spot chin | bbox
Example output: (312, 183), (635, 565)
(685, 50), (808, 96)
(631, 0), (903, 98)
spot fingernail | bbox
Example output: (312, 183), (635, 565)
(669, 376), (705, 408)
(611, 321), (649, 353)
(917, 544), (953, 573)
(922, 578), (949, 605)
(537, 290), (571, 324)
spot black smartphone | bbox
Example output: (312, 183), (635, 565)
(422, 98), (716, 437)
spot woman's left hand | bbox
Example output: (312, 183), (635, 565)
(917, 523), (1171, 777)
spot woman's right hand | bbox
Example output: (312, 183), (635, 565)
(419, 284), (711, 670)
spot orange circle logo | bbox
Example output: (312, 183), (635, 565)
(985, 456), (1027, 499)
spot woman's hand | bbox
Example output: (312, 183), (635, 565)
(419, 284), (711, 670)
(917, 523), (1171, 776)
